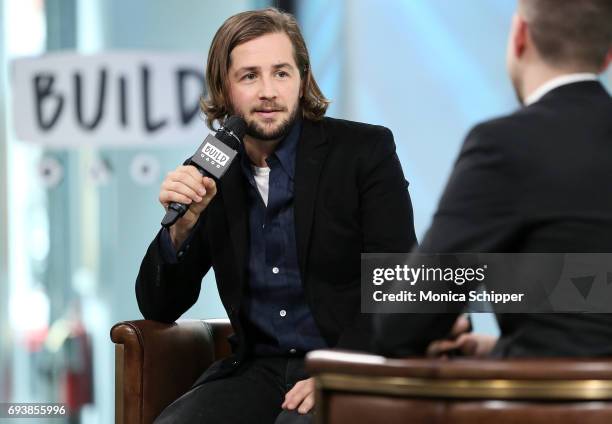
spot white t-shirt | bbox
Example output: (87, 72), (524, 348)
(251, 165), (271, 206)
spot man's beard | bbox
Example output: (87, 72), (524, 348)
(235, 103), (300, 142)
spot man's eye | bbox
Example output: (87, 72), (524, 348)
(276, 71), (289, 78)
(243, 73), (257, 80)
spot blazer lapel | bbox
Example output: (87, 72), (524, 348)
(294, 119), (329, 278)
(218, 157), (248, 291)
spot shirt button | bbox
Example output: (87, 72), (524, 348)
(289, 348), (297, 354)
(272, 267), (279, 274)
(280, 309), (287, 317)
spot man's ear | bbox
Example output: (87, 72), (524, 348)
(513, 15), (528, 59)
(299, 72), (305, 99)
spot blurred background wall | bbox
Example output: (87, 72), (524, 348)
(1, 0), (610, 422)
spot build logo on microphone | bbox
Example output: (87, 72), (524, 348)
(201, 142), (229, 168)
(191, 133), (238, 179)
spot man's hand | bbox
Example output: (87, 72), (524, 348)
(282, 377), (315, 415)
(159, 165), (217, 249)
(426, 315), (497, 358)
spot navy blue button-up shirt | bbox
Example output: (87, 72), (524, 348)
(240, 119), (327, 356)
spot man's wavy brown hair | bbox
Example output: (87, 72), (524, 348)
(200, 8), (330, 129)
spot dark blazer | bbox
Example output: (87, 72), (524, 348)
(374, 81), (612, 357)
(136, 117), (417, 381)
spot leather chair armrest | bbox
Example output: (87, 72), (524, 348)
(306, 350), (612, 424)
(306, 349), (612, 381)
(111, 318), (232, 424)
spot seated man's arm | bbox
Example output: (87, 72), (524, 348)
(135, 166), (216, 323)
(283, 126), (418, 415)
(373, 122), (520, 356)
(336, 125), (418, 350)
(135, 221), (211, 323)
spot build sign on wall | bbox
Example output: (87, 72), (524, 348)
(11, 51), (208, 147)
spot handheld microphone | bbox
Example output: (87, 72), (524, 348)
(161, 115), (247, 228)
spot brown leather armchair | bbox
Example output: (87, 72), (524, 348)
(110, 319), (233, 424)
(306, 350), (612, 424)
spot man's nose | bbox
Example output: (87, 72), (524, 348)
(258, 75), (278, 99)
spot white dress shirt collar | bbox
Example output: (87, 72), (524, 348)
(524, 73), (599, 106)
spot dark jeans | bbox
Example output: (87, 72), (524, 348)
(154, 356), (313, 424)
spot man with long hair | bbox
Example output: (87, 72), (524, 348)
(136, 8), (417, 423)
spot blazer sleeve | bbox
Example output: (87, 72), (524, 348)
(373, 123), (521, 356)
(135, 212), (212, 323)
(336, 126), (418, 349)
(360, 126), (418, 253)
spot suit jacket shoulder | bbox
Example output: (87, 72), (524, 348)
(468, 81), (612, 157)
(317, 116), (395, 151)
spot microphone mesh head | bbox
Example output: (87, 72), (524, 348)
(223, 116), (247, 141)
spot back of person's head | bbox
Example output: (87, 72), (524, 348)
(519, 0), (612, 71)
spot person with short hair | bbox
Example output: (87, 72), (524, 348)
(375, 0), (612, 358)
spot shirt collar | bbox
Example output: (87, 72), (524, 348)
(524, 73), (599, 106)
(269, 117), (301, 180)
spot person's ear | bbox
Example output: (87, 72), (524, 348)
(513, 15), (528, 59)
(299, 68), (306, 99)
